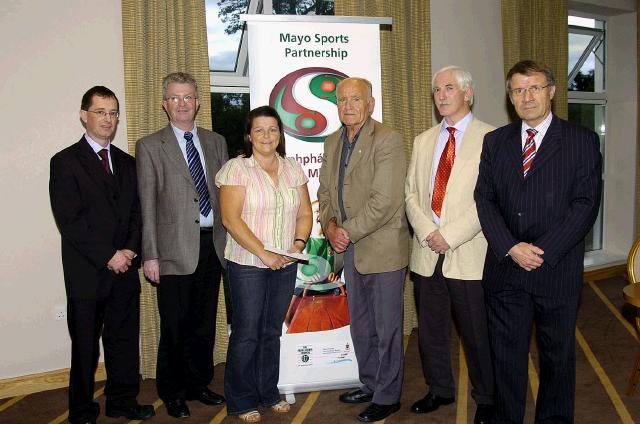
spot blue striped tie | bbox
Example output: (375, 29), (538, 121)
(184, 132), (212, 217)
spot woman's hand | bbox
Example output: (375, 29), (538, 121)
(259, 250), (289, 270)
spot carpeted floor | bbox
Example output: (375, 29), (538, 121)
(1, 277), (639, 423)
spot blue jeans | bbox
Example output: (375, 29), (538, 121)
(224, 261), (296, 415)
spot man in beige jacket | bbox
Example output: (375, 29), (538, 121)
(405, 66), (494, 424)
(318, 77), (409, 423)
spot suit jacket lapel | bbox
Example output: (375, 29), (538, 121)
(345, 118), (374, 178)
(160, 125), (193, 184)
(527, 115), (561, 178)
(504, 123), (525, 181)
(199, 129), (219, 206)
(76, 137), (118, 208)
(448, 118), (478, 186)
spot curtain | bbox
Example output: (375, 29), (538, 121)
(121, 0), (229, 378)
(336, 0), (431, 333)
(501, 0), (568, 119)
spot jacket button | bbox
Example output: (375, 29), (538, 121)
(517, 212), (523, 217)
(194, 198), (198, 202)
(195, 219), (200, 224)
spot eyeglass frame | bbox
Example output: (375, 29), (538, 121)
(86, 110), (120, 119)
(508, 84), (553, 97)
(164, 95), (198, 104)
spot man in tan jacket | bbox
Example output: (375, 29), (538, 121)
(405, 66), (494, 424)
(318, 77), (409, 423)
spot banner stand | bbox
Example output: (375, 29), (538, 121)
(240, 14), (392, 404)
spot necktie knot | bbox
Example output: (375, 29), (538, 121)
(447, 127), (456, 137)
(98, 148), (109, 161)
(526, 128), (537, 140)
(184, 131), (193, 143)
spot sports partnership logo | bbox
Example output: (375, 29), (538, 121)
(269, 67), (348, 143)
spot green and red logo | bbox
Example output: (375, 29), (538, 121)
(269, 67), (348, 143)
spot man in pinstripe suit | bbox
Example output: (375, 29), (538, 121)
(474, 60), (602, 423)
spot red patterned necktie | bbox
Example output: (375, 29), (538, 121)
(98, 148), (112, 175)
(432, 127), (456, 218)
(522, 128), (537, 177)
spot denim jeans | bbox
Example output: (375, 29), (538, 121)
(224, 261), (296, 415)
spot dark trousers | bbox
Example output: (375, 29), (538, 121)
(224, 262), (296, 415)
(343, 245), (405, 405)
(156, 231), (222, 401)
(67, 279), (141, 423)
(413, 256), (493, 404)
(485, 285), (580, 424)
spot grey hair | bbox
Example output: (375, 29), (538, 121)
(432, 65), (475, 106)
(162, 72), (199, 99)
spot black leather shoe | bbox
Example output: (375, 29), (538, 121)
(186, 387), (225, 405)
(164, 399), (190, 418)
(106, 403), (155, 420)
(339, 388), (374, 404)
(474, 404), (494, 424)
(410, 392), (455, 413)
(357, 402), (400, 422)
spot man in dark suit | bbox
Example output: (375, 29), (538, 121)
(136, 72), (228, 418)
(318, 77), (409, 422)
(49, 86), (154, 423)
(474, 60), (602, 423)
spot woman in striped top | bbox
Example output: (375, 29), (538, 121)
(216, 105), (312, 422)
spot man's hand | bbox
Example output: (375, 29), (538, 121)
(508, 242), (544, 271)
(107, 250), (132, 274)
(425, 230), (450, 254)
(121, 249), (135, 260)
(143, 259), (160, 283)
(326, 220), (350, 253)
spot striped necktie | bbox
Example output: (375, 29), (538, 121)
(184, 131), (212, 217)
(522, 128), (537, 177)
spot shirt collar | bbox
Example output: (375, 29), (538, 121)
(170, 122), (198, 141)
(84, 133), (110, 154)
(441, 111), (473, 136)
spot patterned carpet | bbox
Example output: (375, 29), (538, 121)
(1, 277), (639, 423)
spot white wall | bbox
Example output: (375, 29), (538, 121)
(599, 11), (637, 259)
(430, 0), (509, 127)
(0, 1), (128, 379)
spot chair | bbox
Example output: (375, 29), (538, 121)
(623, 238), (640, 395)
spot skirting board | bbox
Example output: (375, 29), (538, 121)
(0, 363), (106, 399)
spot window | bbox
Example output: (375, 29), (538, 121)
(568, 15), (606, 252)
(206, 0), (335, 156)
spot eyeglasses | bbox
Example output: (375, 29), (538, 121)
(87, 110), (119, 119)
(165, 95), (197, 104)
(509, 84), (552, 97)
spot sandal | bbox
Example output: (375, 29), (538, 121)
(239, 410), (261, 422)
(271, 400), (291, 413)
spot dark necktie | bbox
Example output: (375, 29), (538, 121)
(522, 128), (538, 177)
(431, 127), (456, 218)
(98, 149), (112, 175)
(184, 132), (212, 217)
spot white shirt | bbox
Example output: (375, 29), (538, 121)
(520, 111), (553, 151)
(430, 111), (473, 225)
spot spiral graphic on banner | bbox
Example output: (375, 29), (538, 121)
(269, 67), (349, 143)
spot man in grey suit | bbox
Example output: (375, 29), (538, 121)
(318, 77), (409, 423)
(136, 72), (228, 419)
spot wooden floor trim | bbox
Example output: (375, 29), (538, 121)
(0, 363), (106, 399)
(583, 264), (627, 282)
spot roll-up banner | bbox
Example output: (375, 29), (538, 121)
(242, 14), (391, 400)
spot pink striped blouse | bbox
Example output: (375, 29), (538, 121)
(215, 155), (308, 268)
